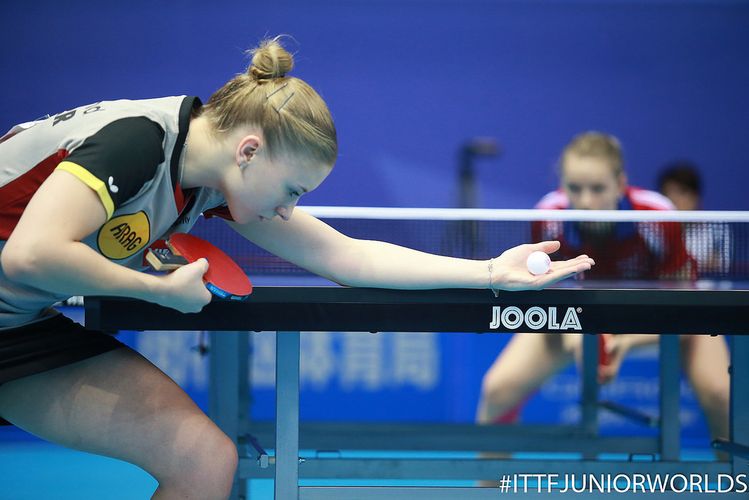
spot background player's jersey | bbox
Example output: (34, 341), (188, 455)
(532, 187), (695, 280)
(0, 96), (227, 327)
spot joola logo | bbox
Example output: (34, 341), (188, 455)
(97, 211), (151, 260)
(489, 306), (582, 331)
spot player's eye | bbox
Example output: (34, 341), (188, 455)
(590, 184), (607, 194)
(289, 189), (300, 198)
(566, 183), (581, 194)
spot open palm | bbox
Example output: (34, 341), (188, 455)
(492, 241), (594, 291)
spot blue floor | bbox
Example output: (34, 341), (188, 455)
(0, 426), (718, 499)
(0, 438), (472, 499)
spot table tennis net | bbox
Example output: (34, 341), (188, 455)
(191, 207), (749, 282)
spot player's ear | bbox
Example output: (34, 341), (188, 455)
(236, 135), (261, 166)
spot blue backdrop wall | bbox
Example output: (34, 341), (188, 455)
(2, 1), (738, 447)
(2, 0), (748, 210)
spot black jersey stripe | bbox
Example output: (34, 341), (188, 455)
(62, 117), (166, 211)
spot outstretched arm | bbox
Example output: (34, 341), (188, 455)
(228, 209), (594, 291)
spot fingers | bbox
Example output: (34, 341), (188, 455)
(547, 255), (595, 277)
(533, 240), (561, 254)
(182, 257), (209, 275)
(494, 247), (595, 291)
(550, 254), (595, 267)
(158, 266), (212, 314)
(509, 257), (592, 289)
(549, 258), (594, 276)
(527, 241), (592, 269)
(532, 261), (592, 287)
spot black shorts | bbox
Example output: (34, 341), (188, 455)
(0, 313), (125, 424)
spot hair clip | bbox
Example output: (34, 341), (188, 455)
(273, 92), (295, 114)
(265, 82), (289, 100)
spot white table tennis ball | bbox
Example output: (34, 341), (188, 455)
(526, 251), (551, 275)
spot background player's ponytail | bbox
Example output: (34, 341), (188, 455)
(202, 36), (337, 168)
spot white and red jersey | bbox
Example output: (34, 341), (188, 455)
(535, 186), (674, 211)
(532, 187), (695, 280)
(0, 96), (229, 327)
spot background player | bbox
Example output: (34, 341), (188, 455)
(476, 132), (729, 458)
(657, 161), (731, 277)
(658, 160), (702, 211)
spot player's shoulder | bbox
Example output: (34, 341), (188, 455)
(627, 186), (675, 211)
(535, 189), (569, 209)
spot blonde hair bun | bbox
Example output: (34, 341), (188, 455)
(248, 37), (294, 82)
(204, 34), (337, 166)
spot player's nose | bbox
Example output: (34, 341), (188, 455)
(577, 191), (595, 210)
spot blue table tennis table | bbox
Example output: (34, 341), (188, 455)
(85, 283), (749, 499)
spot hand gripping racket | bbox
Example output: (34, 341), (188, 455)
(146, 233), (252, 300)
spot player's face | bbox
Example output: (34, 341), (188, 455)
(660, 180), (699, 211)
(228, 152), (331, 224)
(561, 154), (625, 211)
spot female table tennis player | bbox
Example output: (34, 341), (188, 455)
(0, 37), (594, 498)
(476, 132), (729, 456)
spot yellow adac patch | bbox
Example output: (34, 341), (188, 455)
(97, 211), (151, 260)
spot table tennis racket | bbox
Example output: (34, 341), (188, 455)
(598, 334), (611, 366)
(596, 334), (613, 384)
(146, 233), (252, 300)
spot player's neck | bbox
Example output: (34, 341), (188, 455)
(181, 115), (233, 190)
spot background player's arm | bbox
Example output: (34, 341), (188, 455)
(229, 208), (592, 290)
(1, 170), (210, 313)
(655, 221), (697, 280)
(581, 333), (661, 384)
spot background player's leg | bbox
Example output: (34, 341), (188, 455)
(680, 334), (730, 458)
(0, 347), (238, 499)
(477, 332), (577, 424)
(475, 332), (577, 487)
